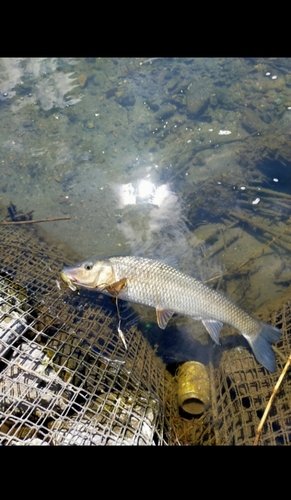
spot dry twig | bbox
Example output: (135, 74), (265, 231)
(254, 353), (291, 445)
(0, 216), (71, 225)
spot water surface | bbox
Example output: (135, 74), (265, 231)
(1, 57), (291, 363)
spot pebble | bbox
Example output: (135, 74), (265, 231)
(77, 74), (87, 88)
(59, 196), (69, 204)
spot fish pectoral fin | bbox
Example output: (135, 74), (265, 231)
(156, 307), (175, 329)
(202, 320), (223, 345)
(104, 278), (127, 296)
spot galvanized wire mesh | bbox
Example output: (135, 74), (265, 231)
(171, 302), (291, 446)
(1, 215), (291, 445)
(0, 222), (177, 445)
(209, 302), (291, 445)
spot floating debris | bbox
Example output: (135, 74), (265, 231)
(218, 130), (232, 135)
(252, 197), (260, 205)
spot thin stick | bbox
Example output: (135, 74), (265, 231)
(254, 353), (291, 446)
(0, 216), (71, 225)
(246, 185), (291, 200)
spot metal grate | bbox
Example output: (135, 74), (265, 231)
(0, 222), (176, 445)
(1, 218), (290, 445)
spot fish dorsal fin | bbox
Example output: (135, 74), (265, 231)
(156, 307), (175, 329)
(202, 320), (223, 345)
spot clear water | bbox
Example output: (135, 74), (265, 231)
(1, 57), (291, 364)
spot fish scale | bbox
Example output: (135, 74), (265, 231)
(109, 257), (259, 332)
(61, 256), (282, 372)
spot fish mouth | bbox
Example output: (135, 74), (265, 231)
(60, 271), (76, 282)
(60, 271), (78, 290)
(66, 274), (76, 282)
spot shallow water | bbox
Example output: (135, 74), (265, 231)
(1, 57), (291, 364)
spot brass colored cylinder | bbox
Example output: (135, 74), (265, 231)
(177, 361), (210, 415)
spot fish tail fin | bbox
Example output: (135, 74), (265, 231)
(245, 321), (281, 372)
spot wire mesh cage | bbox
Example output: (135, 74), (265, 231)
(209, 300), (291, 445)
(0, 221), (177, 445)
(1, 215), (291, 445)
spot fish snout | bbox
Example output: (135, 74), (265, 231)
(60, 270), (78, 291)
(60, 269), (75, 281)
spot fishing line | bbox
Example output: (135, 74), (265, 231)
(115, 296), (128, 350)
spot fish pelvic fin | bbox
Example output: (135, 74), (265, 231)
(202, 320), (223, 345)
(245, 321), (282, 372)
(156, 308), (175, 329)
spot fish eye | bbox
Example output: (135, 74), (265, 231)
(84, 263), (93, 271)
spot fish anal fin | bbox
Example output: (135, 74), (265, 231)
(202, 320), (223, 345)
(105, 278), (127, 296)
(156, 307), (175, 329)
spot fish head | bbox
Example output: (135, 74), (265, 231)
(60, 259), (116, 291)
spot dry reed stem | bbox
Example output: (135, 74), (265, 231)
(254, 353), (291, 445)
(0, 216), (71, 225)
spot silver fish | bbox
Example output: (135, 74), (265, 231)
(60, 256), (281, 372)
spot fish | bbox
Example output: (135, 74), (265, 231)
(60, 256), (282, 372)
